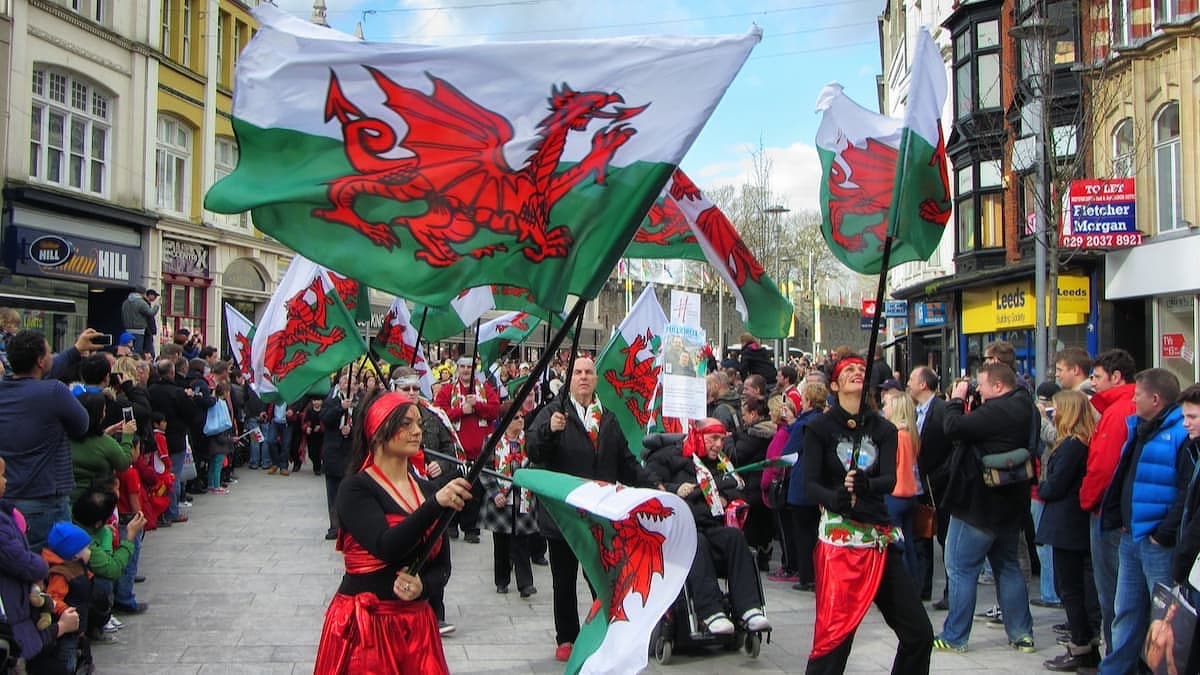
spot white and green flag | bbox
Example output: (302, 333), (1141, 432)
(594, 286), (668, 453)
(512, 469), (696, 675)
(223, 303), (255, 387)
(204, 5), (759, 314)
(412, 286), (495, 343)
(250, 256), (364, 403)
(815, 27), (951, 274)
(476, 311), (541, 376)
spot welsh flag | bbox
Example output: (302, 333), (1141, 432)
(476, 311), (541, 376)
(412, 286), (494, 343)
(223, 303), (255, 386)
(204, 6), (758, 314)
(250, 256), (365, 403)
(814, 28), (951, 274)
(625, 169), (793, 337)
(512, 469), (696, 675)
(373, 297), (435, 398)
(594, 286), (667, 453)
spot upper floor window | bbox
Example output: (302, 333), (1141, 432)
(217, 12), (226, 86)
(1111, 0), (1132, 46)
(213, 137), (248, 230)
(1154, 102), (1182, 233)
(29, 68), (111, 196)
(156, 115), (191, 216)
(955, 158), (1005, 253)
(161, 0), (172, 56)
(1112, 118), (1134, 177)
(1154, 0), (1179, 24)
(181, 0), (192, 68)
(952, 18), (1001, 119)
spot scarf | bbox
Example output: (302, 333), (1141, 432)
(496, 432), (533, 513)
(449, 379), (488, 430)
(691, 453), (726, 517)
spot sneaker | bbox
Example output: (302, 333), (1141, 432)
(741, 608), (771, 632)
(975, 605), (1001, 621)
(247, 464), (259, 470)
(102, 618), (119, 633)
(555, 642), (573, 662)
(1009, 636), (1036, 653)
(438, 621), (456, 636)
(179, 498), (193, 506)
(208, 487), (229, 495)
(1056, 634), (1070, 646)
(704, 613), (735, 635)
(90, 631), (118, 644)
(767, 568), (800, 583)
(932, 637), (966, 653)
(1052, 622), (1071, 635)
(109, 615), (124, 629)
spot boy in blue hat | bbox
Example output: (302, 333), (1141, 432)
(44, 521), (92, 670)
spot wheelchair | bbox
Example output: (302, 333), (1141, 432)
(649, 568), (770, 665)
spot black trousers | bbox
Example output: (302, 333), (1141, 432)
(493, 532), (535, 590)
(307, 434), (323, 471)
(793, 505), (821, 585)
(806, 546), (933, 675)
(452, 481), (485, 535)
(687, 526), (764, 620)
(324, 473), (343, 531)
(1053, 546), (1100, 646)
(917, 492), (951, 601)
(548, 537), (596, 646)
(776, 505), (801, 573)
(743, 503), (775, 550)
(529, 533), (547, 561)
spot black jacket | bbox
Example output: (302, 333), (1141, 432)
(321, 399), (354, 478)
(146, 376), (193, 456)
(731, 420), (774, 507)
(804, 404), (897, 527)
(942, 387), (1036, 531)
(738, 344), (776, 383)
(1035, 436), (1090, 551)
(1175, 439), (1200, 588)
(917, 396), (951, 495)
(527, 396), (651, 539)
(642, 434), (743, 530)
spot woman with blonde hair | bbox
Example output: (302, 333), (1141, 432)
(881, 383), (921, 579)
(1036, 389), (1100, 671)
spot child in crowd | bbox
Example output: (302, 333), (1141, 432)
(71, 487), (146, 641)
(44, 521), (94, 673)
(149, 413), (177, 528)
(302, 398), (325, 475)
(114, 439), (148, 615)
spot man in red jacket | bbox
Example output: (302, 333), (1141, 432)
(1081, 348), (1137, 661)
(433, 356), (500, 543)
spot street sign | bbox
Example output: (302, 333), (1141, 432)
(1060, 178), (1142, 250)
(1162, 333), (1186, 359)
(884, 300), (908, 318)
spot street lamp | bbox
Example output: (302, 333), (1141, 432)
(1011, 14), (1065, 386)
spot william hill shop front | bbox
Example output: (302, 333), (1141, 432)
(957, 273), (1098, 376)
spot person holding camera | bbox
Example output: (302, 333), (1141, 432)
(933, 361), (1036, 654)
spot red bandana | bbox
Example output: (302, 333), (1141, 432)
(360, 392), (413, 470)
(682, 421), (729, 458)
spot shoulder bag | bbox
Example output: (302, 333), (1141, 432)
(979, 405), (1039, 488)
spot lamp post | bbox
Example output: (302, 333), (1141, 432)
(763, 205), (790, 359)
(1011, 11), (1064, 386)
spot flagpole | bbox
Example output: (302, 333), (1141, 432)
(422, 448), (513, 483)
(412, 307), (429, 359)
(851, 234), (895, 473)
(407, 298), (588, 576)
(467, 318), (481, 396)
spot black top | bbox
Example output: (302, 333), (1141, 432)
(1175, 439), (1200, 587)
(334, 471), (450, 599)
(643, 435), (744, 529)
(1035, 436), (1091, 551)
(803, 404), (897, 526)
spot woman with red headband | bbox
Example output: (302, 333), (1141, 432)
(314, 390), (474, 675)
(802, 356), (933, 674)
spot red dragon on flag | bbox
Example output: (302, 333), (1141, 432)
(314, 69), (648, 266)
(587, 498), (673, 623)
(603, 330), (661, 429)
(263, 277), (347, 382)
(632, 198), (696, 247)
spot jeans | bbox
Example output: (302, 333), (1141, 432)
(1030, 500), (1060, 603)
(7, 496), (71, 554)
(114, 527), (142, 607)
(166, 452), (185, 520)
(209, 453), (225, 490)
(885, 495), (919, 580)
(246, 418), (265, 467)
(265, 422), (290, 469)
(939, 516), (1033, 647)
(1099, 533), (1174, 674)
(1090, 514), (1120, 655)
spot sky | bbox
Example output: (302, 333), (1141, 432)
(270, 0), (887, 213)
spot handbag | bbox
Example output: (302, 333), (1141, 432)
(179, 443), (198, 482)
(979, 406), (1040, 488)
(203, 401), (233, 436)
(1141, 583), (1197, 674)
(914, 475), (937, 539)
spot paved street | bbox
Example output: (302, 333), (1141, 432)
(97, 468), (1069, 674)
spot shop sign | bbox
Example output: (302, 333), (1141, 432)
(962, 275), (1091, 334)
(9, 226), (141, 285)
(914, 301), (947, 327)
(1059, 178), (1142, 250)
(860, 299), (877, 330)
(884, 300), (908, 318)
(162, 239), (211, 277)
(1162, 333), (1186, 359)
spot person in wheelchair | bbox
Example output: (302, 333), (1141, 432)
(643, 418), (771, 636)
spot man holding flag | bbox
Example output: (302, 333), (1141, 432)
(434, 357), (500, 543)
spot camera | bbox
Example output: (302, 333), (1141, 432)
(90, 333), (113, 346)
(122, 407), (134, 423)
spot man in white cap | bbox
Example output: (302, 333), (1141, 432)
(433, 355), (500, 543)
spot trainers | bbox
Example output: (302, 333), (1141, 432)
(1009, 636), (1036, 653)
(932, 637), (967, 653)
(208, 487), (229, 494)
(102, 618), (119, 633)
(975, 604), (1000, 620)
(742, 608), (771, 632)
(438, 620), (456, 636)
(704, 613), (735, 635)
(767, 568), (800, 583)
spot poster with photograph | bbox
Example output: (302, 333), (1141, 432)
(661, 323), (707, 420)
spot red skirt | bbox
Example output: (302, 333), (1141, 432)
(313, 592), (449, 675)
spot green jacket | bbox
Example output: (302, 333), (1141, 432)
(83, 523), (134, 581)
(70, 433), (133, 503)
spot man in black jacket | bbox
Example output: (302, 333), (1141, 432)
(737, 332), (776, 383)
(908, 365), (951, 606)
(1175, 384), (1200, 612)
(146, 359), (195, 524)
(935, 361), (1035, 653)
(526, 357), (650, 663)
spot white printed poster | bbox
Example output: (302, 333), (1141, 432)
(670, 290), (702, 328)
(660, 323), (707, 420)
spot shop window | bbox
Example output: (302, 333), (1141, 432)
(1156, 294), (1195, 386)
(952, 17), (1002, 120)
(1111, 118), (1134, 177)
(1153, 102), (1181, 233)
(155, 115), (192, 216)
(213, 137), (248, 230)
(164, 282), (207, 337)
(1111, 0), (1132, 46)
(29, 67), (111, 196)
